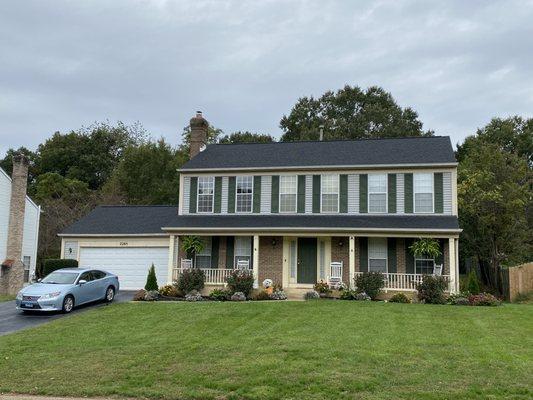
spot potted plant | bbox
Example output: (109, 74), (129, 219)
(181, 236), (204, 267)
(409, 238), (442, 266)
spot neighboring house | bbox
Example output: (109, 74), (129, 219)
(60, 112), (461, 293)
(0, 154), (41, 295)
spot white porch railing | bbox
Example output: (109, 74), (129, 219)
(172, 267), (252, 285)
(353, 272), (451, 291)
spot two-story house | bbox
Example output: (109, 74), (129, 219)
(60, 112), (461, 294)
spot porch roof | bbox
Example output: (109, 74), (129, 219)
(162, 214), (461, 234)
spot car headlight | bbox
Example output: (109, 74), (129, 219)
(40, 292), (62, 300)
(16, 291), (23, 300)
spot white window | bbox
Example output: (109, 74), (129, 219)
(195, 237), (212, 268)
(236, 176), (253, 213)
(414, 173), (434, 213)
(197, 177), (214, 213)
(368, 174), (387, 213)
(368, 237), (387, 273)
(415, 258), (435, 275)
(321, 174), (339, 213)
(23, 256), (30, 283)
(279, 175), (297, 213)
(234, 236), (252, 268)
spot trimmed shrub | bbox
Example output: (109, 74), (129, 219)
(340, 289), (356, 300)
(43, 259), (78, 276)
(133, 289), (146, 301)
(466, 270), (481, 295)
(314, 280), (332, 297)
(176, 268), (205, 293)
(144, 264), (158, 291)
(209, 288), (230, 301)
(354, 272), (385, 300)
(231, 291), (247, 301)
(253, 290), (271, 301)
(453, 297), (470, 306)
(304, 290), (320, 300)
(159, 285), (180, 297)
(469, 292), (501, 306)
(226, 270), (255, 297)
(416, 275), (447, 304)
(270, 290), (287, 300)
(185, 290), (204, 302)
(389, 293), (410, 303)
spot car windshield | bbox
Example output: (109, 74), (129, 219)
(41, 271), (79, 284)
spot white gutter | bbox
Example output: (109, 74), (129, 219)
(58, 233), (169, 237)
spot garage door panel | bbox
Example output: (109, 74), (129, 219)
(79, 247), (168, 290)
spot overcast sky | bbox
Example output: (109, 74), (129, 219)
(1, 0), (532, 154)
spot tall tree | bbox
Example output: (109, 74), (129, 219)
(0, 147), (40, 189)
(218, 131), (274, 144)
(280, 85), (432, 141)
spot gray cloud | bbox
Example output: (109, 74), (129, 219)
(1, 0), (532, 154)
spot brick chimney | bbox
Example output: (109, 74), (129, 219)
(1, 153), (29, 295)
(189, 111), (208, 159)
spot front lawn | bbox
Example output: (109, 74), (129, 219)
(0, 294), (15, 302)
(0, 301), (531, 400)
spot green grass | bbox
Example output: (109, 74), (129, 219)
(0, 301), (531, 400)
(0, 294), (15, 302)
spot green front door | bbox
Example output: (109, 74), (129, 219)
(297, 238), (317, 284)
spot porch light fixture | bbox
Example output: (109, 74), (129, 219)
(271, 238), (277, 247)
(338, 240), (344, 247)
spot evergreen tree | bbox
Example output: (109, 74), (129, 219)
(144, 264), (158, 291)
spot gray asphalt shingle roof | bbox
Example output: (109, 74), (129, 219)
(180, 136), (456, 170)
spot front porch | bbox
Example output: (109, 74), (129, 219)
(168, 235), (459, 293)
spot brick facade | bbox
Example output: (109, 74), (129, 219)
(330, 237), (350, 284)
(258, 236), (283, 286)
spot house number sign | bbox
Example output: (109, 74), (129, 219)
(119, 242), (129, 246)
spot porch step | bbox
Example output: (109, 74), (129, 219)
(284, 287), (312, 301)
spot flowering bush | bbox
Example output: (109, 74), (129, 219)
(304, 290), (320, 300)
(339, 289), (357, 300)
(159, 284), (180, 297)
(314, 280), (332, 296)
(231, 291), (247, 301)
(144, 290), (159, 301)
(270, 290), (287, 300)
(185, 290), (203, 302)
(469, 292), (501, 306)
(389, 293), (411, 303)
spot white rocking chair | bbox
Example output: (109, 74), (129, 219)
(181, 258), (193, 269)
(236, 259), (250, 270)
(328, 261), (343, 289)
(433, 264), (443, 276)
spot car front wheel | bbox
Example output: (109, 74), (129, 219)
(62, 295), (75, 313)
(105, 286), (115, 303)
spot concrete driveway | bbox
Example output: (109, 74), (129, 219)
(0, 291), (134, 336)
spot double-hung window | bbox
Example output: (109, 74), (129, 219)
(368, 237), (387, 272)
(197, 177), (214, 213)
(234, 236), (252, 269)
(368, 174), (387, 213)
(195, 237), (212, 268)
(321, 174), (339, 213)
(279, 175), (297, 213)
(236, 176), (253, 213)
(414, 173), (434, 213)
(415, 258), (435, 274)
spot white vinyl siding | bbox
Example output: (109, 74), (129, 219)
(321, 174), (339, 213)
(397, 173), (404, 214)
(414, 173), (434, 213)
(279, 175), (297, 213)
(305, 175), (313, 213)
(260, 175), (271, 214)
(368, 174), (387, 213)
(236, 176), (253, 213)
(234, 236), (252, 267)
(182, 176), (190, 214)
(368, 237), (387, 272)
(443, 172), (452, 214)
(195, 237), (212, 268)
(197, 177), (214, 213)
(64, 241), (78, 259)
(221, 177), (229, 214)
(347, 174), (359, 214)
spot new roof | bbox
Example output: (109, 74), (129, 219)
(180, 136), (456, 171)
(60, 206), (178, 236)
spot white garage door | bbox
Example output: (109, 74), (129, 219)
(79, 247), (169, 290)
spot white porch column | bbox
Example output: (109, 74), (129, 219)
(448, 237), (457, 294)
(455, 238), (460, 293)
(167, 235), (176, 284)
(349, 236), (355, 288)
(253, 235), (259, 288)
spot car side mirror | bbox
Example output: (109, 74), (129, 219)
(78, 279), (87, 285)
(37, 278), (42, 283)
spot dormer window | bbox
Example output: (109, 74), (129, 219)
(368, 174), (387, 213)
(197, 177), (214, 213)
(321, 174), (339, 213)
(236, 176), (253, 213)
(414, 173), (434, 213)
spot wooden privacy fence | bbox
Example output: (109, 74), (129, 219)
(502, 262), (533, 301)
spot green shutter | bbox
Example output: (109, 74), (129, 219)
(340, 174), (348, 213)
(405, 239), (414, 273)
(359, 174), (368, 213)
(297, 175), (306, 213)
(271, 175), (279, 213)
(189, 177), (198, 214)
(214, 177), (222, 213)
(359, 237), (368, 272)
(388, 174), (396, 213)
(387, 238), (397, 273)
(404, 173), (413, 213)
(434, 173), (443, 213)
(312, 175), (321, 213)
(250, 236), (254, 268)
(253, 176), (261, 213)
(211, 236), (219, 268)
(227, 177), (236, 213)
(226, 236), (234, 268)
